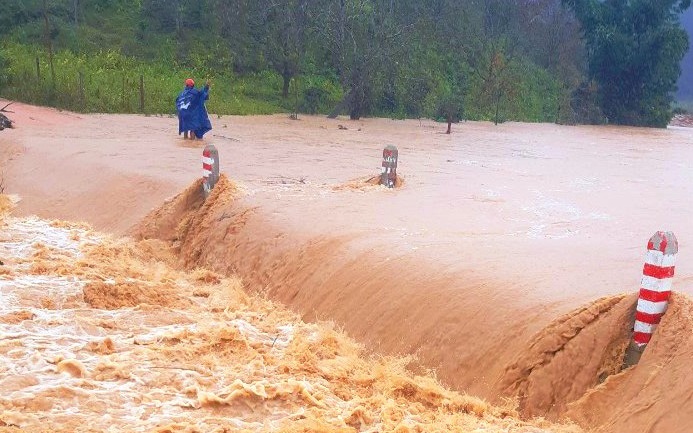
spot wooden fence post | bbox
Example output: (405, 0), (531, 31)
(139, 75), (145, 113)
(78, 71), (85, 109)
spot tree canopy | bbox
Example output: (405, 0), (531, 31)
(563, 0), (691, 127)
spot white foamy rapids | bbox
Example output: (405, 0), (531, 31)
(0, 216), (97, 261)
(1, 217), (345, 433)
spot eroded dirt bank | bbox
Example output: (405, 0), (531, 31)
(131, 176), (562, 399)
(500, 291), (693, 433)
(568, 293), (693, 432)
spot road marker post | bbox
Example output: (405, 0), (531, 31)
(624, 231), (678, 366)
(202, 144), (220, 197)
(380, 145), (398, 188)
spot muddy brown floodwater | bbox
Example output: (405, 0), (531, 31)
(2, 100), (693, 432)
(4, 198), (573, 433)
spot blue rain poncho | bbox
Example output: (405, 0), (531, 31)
(176, 85), (212, 138)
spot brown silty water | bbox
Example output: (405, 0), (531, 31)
(5, 199), (579, 433)
(3, 101), (693, 431)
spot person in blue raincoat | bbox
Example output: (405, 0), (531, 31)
(176, 78), (212, 139)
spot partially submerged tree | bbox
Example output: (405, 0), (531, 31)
(563, 0), (692, 127)
(435, 84), (464, 133)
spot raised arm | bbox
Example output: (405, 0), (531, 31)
(201, 81), (210, 100)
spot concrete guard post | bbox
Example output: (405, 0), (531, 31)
(380, 145), (398, 188)
(202, 144), (220, 197)
(624, 231), (678, 367)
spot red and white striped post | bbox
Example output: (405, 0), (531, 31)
(202, 144), (220, 197)
(380, 145), (398, 188)
(624, 231), (677, 366)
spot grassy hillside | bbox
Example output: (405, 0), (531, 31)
(0, 0), (584, 121)
(0, 42), (343, 115)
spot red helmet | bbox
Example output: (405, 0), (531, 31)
(185, 78), (195, 87)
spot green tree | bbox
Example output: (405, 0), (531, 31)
(516, 0), (587, 123)
(261, 0), (309, 98)
(563, 0), (692, 127)
(0, 0), (36, 37)
(467, 0), (521, 124)
(434, 83), (465, 133)
(317, 0), (402, 120)
(210, 0), (265, 73)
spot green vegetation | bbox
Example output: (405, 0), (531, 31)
(0, 0), (689, 126)
(563, 0), (692, 127)
(0, 42), (341, 115)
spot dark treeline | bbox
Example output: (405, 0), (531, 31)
(0, 0), (690, 127)
(676, 7), (693, 103)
